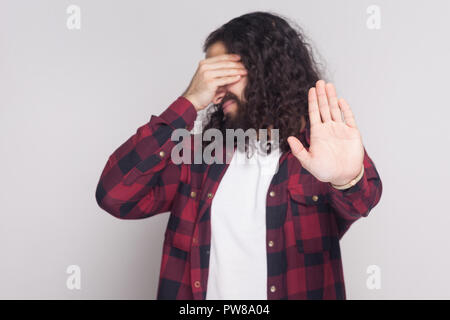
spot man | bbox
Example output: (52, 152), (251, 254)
(95, 11), (382, 300)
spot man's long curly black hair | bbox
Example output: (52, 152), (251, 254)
(201, 11), (327, 153)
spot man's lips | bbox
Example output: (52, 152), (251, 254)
(222, 99), (235, 111)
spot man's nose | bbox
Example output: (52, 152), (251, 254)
(212, 87), (227, 104)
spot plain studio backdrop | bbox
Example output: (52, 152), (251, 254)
(0, 0), (449, 299)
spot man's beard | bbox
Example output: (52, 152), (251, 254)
(203, 94), (275, 157)
(218, 93), (248, 131)
(217, 94), (273, 155)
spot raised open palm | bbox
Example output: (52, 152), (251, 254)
(287, 80), (364, 186)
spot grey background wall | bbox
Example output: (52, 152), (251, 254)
(1, 0), (449, 299)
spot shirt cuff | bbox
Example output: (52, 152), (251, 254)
(159, 96), (198, 131)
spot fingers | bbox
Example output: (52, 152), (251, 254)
(315, 80), (332, 122)
(204, 60), (246, 71)
(207, 67), (247, 79)
(203, 53), (241, 63)
(213, 75), (243, 87)
(338, 98), (358, 129)
(308, 88), (321, 126)
(325, 83), (343, 122)
(201, 53), (247, 83)
(309, 80), (347, 125)
(287, 136), (311, 168)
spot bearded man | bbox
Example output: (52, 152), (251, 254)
(95, 11), (382, 300)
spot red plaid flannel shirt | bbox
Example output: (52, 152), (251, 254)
(95, 96), (383, 300)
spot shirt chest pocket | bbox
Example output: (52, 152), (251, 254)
(164, 182), (201, 253)
(287, 185), (331, 254)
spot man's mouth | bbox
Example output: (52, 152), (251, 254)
(222, 99), (235, 112)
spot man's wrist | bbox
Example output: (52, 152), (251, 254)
(182, 94), (202, 112)
(330, 165), (365, 190)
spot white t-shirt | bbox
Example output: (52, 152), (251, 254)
(206, 141), (281, 300)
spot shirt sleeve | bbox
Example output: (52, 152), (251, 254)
(327, 146), (383, 239)
(95, 96), (197, 219)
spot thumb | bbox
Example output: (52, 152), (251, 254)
(287, 136), (311, 167)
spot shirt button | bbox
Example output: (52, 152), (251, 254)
(269, 191), (276, 197)
(159, 150), (165, 158)
(190, 191), (197, 198)
(194, 281), (201, 288)
(207, 192), (214, 199)
(270, 285), (276, 293)
(312, 195), (319, 202)
(268, 240), (274, 247)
